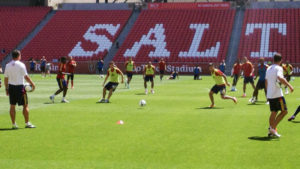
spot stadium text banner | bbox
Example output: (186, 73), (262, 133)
(148, 2), (230, 10)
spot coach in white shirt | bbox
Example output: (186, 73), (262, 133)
(265, 53), (293, 137)
(4, 50), (36, 129)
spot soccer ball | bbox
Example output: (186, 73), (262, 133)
(24, 83), (33, 92)
(139, 99), (146, 106)
(100, 75), (104, 78)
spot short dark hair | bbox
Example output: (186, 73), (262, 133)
(60, 56), (67, 63)
(12, 49), (21, 59)
(273, 53), (282, 63)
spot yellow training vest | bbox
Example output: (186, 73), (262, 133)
(145, 65), (154, 75)
(212, 69), (225, 85)
(109, 68), (119, 83)
(126, 61), (134, 72)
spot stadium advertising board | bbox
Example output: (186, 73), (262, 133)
(148, 2), (231, 10)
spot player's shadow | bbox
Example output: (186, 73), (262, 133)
(44, 102), (55, 104)
(291, 121), (300, 123)
(0, 128), (22, 131)
(247, 103), (265, 106)
(248, 136), (279, 141)
(135, 93), (146, 95)
(196, 107), (224, 109)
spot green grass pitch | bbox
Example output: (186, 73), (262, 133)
(0, 74), (299, 169)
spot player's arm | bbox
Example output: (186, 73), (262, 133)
(265, 79), (268, 91)
(278, 76), (294, 92)
(152, 66), (156, 77)
(250, 64), (255, 76)
(254, 65), (259, 80)
(103, 71), (109, 87)
(4, 77), (8, 96)
(143, 67), (146, 79)
(24, 75), (35, 92)
(117, 69), (124, 83)
(222, 74), (230, 86)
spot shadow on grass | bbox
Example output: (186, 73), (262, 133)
(248, 136), (279, 141)
(0, 128), (23, 131)
(291, 121), (300, 123)
(196, 107), (224, 109)
(247, 103), (265, 106)
(135, 93), (146, 95)
(44, 102), (54, 104)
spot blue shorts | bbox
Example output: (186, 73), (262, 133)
(57, 78), (67, 90)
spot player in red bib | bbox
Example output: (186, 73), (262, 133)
(231, 59), (241, 91)
(158, 58), (166, 81)
(49, 56), (69, 103)
(67, 56), (77, 89)
(241, 57), (255, 97)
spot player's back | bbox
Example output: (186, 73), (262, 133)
(266, 65), (283, 99)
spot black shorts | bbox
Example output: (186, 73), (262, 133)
(268, 97), (287, 112)
(8, 84), (28, 106)
(211, 85), (226, 95)
(233, 74), (239, 82)
(41, 66), (45, 72)
(256, 80), (265, 90)
(244, 76), (254, 84)
(67, 74), (74, 81)
(284, 75), (291, 82)
(160, 70), (165, 74)
(126, 72), (133, 78)
(57, 78), (67, 90)
(98, 68), (103, 74)
(145, 75), (154, 82)
(105, 82), (119, 91)
(30, 67), (35, 72)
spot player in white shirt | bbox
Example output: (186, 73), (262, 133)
(265, 53), (293, 137)
(4, 50), (36, 129)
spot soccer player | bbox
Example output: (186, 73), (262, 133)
(4, 50), (36, 129)
(124, 57), (135, 89)
(282, 61), (293, 94)
(241, 57), (255, 97)
(168, 71), (179, 80)
(194, 65), (201, 80)
(208, 63), (237, 108)
(67, 56), (77, 89)
(249, 57), (268, 103)
(97, 58), (104, 77)
(158, 58), (166, 81)
(49, 56), (69, 103)
(231, 59), (241, 91)
(219, 59), (226, 73)
(288, 106), (300, 121)
(265, 53), (294, 137)
(45, 62), (52, 77)
(144, 62), (155, 94)
(40, 56), (47, 77)
(99, 61), (124, 103)
(29, 58), (36, 74)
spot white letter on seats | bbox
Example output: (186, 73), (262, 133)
(245, 23), (286, 58)
(179, 24), (220, 58)
(124, 24), (170, 58)
(69, 24), (120, 57)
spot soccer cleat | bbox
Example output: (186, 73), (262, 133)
(25, 122), (36, 128)
(242, 93), (246, 97)
(288, 116), (295, 121)
(209, 104), (215, 108)
(61, 99), (69, 103)
(12, 124), (18, 130)
(250, 97), (257, 104)
(98, 98), (105, 103)
(269, 127), (281, 138)
(151, 89), (155, 94)
(49, 95), (55, 103)
(104, 99), (110, 103)
(145, 89), (148, 95)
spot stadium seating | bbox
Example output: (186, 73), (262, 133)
(22, 10), (132, 61)
(113, 9), (235, 63)
(0, 7), (51, 60)
(238, 9), (300, 63)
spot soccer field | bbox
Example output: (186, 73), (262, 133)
(0, 74), (299, 169)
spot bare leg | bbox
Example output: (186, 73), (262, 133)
(269, 111), (277, 129)
(243, 83), (246, 94)
(63, 87), (68, 97)
(273, 110), (288, 128)
(10, 105), (16, 124)
(144, 81), (147, 89)
(23, 104), (29, 123)
(221, 95), (237, 103)
(54, 89), (63, 95)
(151, 81), (154, 89)
(252, 85), (259, 99)
(107, 89), (114, 100)
(102, 88), (107, 99)
(251, 82), (255, 90)
(209, 91), (214, 106)
(127, 77), (132, 84)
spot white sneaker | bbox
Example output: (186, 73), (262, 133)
(269, 128), (281, 138)
(145, 89), (148, 95)
(250, 97), (256, 104)
(151, 89), (155, 94)
(266, 101), (269, 105)
(49, 95), (55, 103)
(61, 99), (69, 103)
(25, 122), (36, 128)
(98, 98), (105, 103)
(12, 124), (18, 129)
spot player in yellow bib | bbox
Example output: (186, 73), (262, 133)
(99, 61), (124, 103)
(143, 62), (155, 94)
(282, 61), (293, 94)
(124, 57), (135, 89)
(208, 63), (237, 108)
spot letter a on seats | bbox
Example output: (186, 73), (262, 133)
(124, 24), (170, 58)
(179, 24), (220, 58)
(69, 24), (120, 57)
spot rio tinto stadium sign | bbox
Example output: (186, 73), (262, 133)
(148, 2), (231, 10)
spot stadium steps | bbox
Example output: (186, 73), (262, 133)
(225, 8), (245, 75)
(103, 10), (140, 72)
(2, 10), (57, 67)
